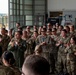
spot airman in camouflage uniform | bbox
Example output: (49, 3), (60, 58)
(13, 22), (21, 35)
(64, 25), (70, 37)
(65, 37), (76, 75)
(51, 28), (60, 68)
(26, 26), (33, 38)
(36, 28), (55, 73)
(25, 30), (38, 56)
(22, 30), (30, 42)
(0, 48), (10, 75)
(57, 25), (63, 36)
(22, 29), (30, 58)
(2, 51), (21, 75)
(46, 29), (52, 36)
(69, 25), (76, 37)
(51, 28), (59, 41)
(1, 28), (10, 53)
(8, 31), (26, 68)
(56, 29), (70, 74)
(0, 51), (15, 75)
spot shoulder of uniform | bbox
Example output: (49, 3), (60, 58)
(37, 35), (42, 38)
(10, 66), (21, 75)
(0, 66), (7, 75)
(4, 66), (12, 71)
(0, 66), (14, 74)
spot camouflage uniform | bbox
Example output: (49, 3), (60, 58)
(10, 66), (21, 75)
(25, 36), (37, 55)
(1, 35), (10, 52)
(65, 31), (76, 42)
(56, 36), (70, 73)
(0, 65), (14, 75)
(51, 34), (59, 42)
(23, 37), (32, 58)
(36, 35), (55, 73)
(51, 34), (60, 70)
(8, 38), (26, 68)
(70, 31), (76, 37)
(65, 44), (76, 75)
(66, 32), (70, 37)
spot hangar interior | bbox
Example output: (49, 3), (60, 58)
(9, 0), (76, 29)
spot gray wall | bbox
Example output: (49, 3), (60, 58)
(48, 0), (76, 11)
(47, 0), (76, 27)
(63, 10), (76, 27)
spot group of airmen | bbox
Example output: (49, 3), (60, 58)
(0, 22), (76, 75)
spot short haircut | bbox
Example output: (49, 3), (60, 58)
(65, 26), (70, 31)
(15, 31), (22, 35)
(59, 25), (63, 28)
(41, 28), (47, 32)
(23, 55), (50, 75)
(62, 29), (67, 33)
(16, 22), (20, 25)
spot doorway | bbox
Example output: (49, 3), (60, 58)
(50, 11), (63, 17)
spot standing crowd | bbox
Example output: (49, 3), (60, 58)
(0, 22), (76, 75)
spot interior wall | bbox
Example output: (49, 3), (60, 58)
(63, 11), (76, 26)
(47, 0), (76, 26)
(48, 0), (76, 11)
